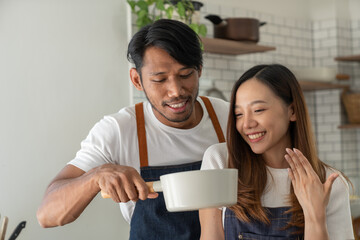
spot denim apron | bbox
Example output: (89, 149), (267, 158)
(129, 96), (225, 240)
(224, 207), (304, 240)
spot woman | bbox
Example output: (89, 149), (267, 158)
(199, 64), (354, 240)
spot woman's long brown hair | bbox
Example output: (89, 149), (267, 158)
(227, 64), (329, 233)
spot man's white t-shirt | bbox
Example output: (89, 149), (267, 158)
(201, 142), (354, 240)
(68, 97), (229, 223)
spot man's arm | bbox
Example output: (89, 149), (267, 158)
(37, 164), (154, 228)
(36, 164), (101, 227)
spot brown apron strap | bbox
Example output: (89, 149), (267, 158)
(199, 96), (225, 143)
(136, 97), (224, 167)
(135, 102), (149, 167)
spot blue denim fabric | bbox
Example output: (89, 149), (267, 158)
(129, 161), (202, 240)
(224, 207), (304, 240)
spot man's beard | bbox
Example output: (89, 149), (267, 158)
(142, 87), (199, 123)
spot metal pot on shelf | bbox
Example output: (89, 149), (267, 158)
(205, 14), (266, 42)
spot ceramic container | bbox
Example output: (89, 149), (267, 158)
(153, 169), (238, 212)
(291, 67), (337, 82)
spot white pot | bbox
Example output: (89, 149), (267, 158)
(152, 169), (238, 212)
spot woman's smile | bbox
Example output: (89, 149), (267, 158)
(247, 131), (266, 142)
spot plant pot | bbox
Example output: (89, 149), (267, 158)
(168, 0), (204, 24)
(169, 0), (204, 11)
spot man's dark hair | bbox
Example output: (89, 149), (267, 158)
(127, 19), (203, 73)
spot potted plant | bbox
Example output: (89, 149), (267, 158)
(127, 0), (207, 36)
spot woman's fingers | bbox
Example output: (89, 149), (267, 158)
(324, 172), (339, 195)
(285, 148), (340, 216)
(287, 167), (295, 182)
(285, 154), (299, 185)
(285, 154), (298, 181)
(285, 148), (306, 179)
(322, 172), (339, 206)
(293, 148), (314, 176)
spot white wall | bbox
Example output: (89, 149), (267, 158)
(0, 0), (131, 239)
(202, 0), (311, 19)
(202, 0), (359, 20)
(349, 0), (360, 20)
(309, 0), (360, 20)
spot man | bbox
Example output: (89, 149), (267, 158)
(37, 19), (229, 239)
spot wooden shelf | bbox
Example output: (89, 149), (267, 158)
(299, 81), (348, 91)
(201, 37), (276, 55)
(338, 124), (360, 129)
(335, 54), (360, 62)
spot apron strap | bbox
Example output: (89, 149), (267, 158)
(136, 97), (225, 167)
(199, 96), (225, 143)
(135, 102), (149, 168)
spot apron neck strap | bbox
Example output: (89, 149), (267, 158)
(136, 97), (225, 168)
(199, 96), (225, 143)
(135, 102), (149, 168)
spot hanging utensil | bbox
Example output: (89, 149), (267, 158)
(8, 221), (26, 240)
(0, 216), (8, 240)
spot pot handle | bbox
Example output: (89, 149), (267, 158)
(101, 181), (162, 199)
(260, 22), (267, 27)
(152, 181), (162, 192)
(204, 14), (224, 25)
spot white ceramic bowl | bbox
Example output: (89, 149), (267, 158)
(291, 67), (337, 82)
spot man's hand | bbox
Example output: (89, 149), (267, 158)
(37, 163), (158, 228)
(94, 164), (158, 202)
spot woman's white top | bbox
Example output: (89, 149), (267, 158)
(201, 142), (354, 240)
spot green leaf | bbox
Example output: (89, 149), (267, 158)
(200, 41), (204, 51)
(185, 0), (194, 12)
(176, 2), (186, 17)
(136, 17), (145, 28)
(165, 6), (174, 19)
(137, 0), (149, 11)
(189, 23), (199, 34)
(144, 16), (153, 25)
(198, 24), (207, 37)
(146, 0), (156, 5)
(155, 0), (165, 11)
(127, 0), (136, 12)
(136, 15), (153, 29)
(137, 9), (148, 19)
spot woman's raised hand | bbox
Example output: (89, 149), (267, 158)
(284, 148), (339, 223)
